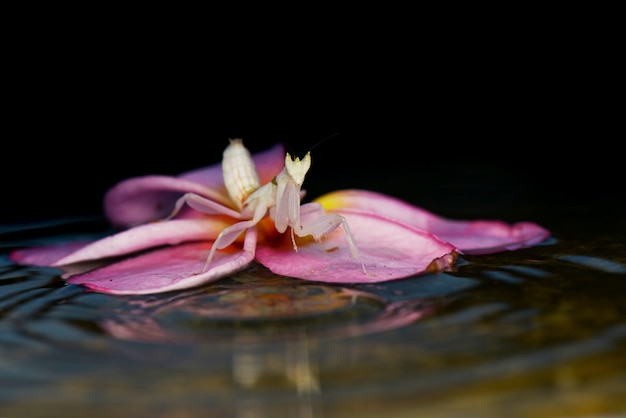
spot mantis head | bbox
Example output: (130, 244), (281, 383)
(285, 152), (311, 186)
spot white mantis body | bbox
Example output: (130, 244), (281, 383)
(167, 139), (366, 274)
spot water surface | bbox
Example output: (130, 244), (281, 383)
(1, 194), (625, 418)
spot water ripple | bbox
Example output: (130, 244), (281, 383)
(1, 216), (626, 417)
(556, 255), (626, 274)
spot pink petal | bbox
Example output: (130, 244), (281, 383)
(54, 219), (229, 266)
(103, 176), (232, 229)
(255, 210), (457, 284)
(315, 189), (550, 255)
(66, 228), (258, 295)
(10, 241), (92, 266)
(103, 143), (286, 229)
(9, 218), (229, 268)
(430, 220), (551, 255)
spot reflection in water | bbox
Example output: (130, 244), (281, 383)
(2, 218), (626, 417)
(99, 269), (447, 344)
(88, 270), (465, 417)
(232, 333), (322, 417)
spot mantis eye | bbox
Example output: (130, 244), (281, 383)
(285, 152), (311, 186)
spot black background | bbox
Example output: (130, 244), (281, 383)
(2, 3), (623, 226)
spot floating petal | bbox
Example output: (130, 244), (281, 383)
(66, 228), (258, 295)
(104, 143), (286, 229)
(255, 210), (457, 283)
(316, 189), (550, 255)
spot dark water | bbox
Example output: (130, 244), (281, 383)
(1, 188), (625, 418)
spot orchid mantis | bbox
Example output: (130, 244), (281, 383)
(168, 139), (367, 274)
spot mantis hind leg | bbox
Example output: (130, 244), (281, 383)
(295, 207), (367, 274)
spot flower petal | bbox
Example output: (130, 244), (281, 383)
(103, 176), (232, 229)
(315, 189), (550, 255)
(103, 143), (286, 229)
(255, 210), (457, 284)
(10, 241), (92, 267)
(56, 219), (231, 265)
(66, 227), (258, 295)
(9, 218), (229, 268)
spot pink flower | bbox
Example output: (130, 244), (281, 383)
(9, 140), (550, 295)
